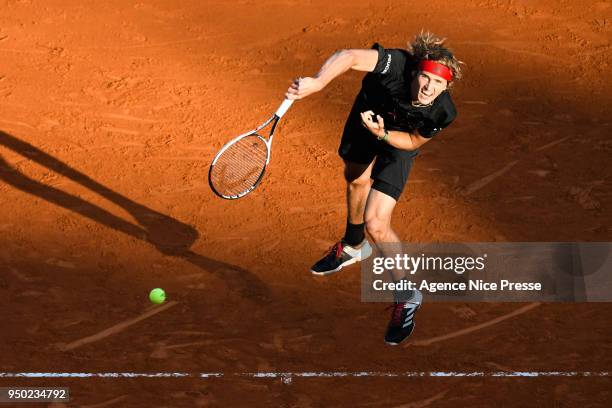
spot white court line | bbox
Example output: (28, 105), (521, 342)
(0, 371), (609, 379)
(0, 373), (190, 378)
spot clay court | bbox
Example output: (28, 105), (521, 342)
(0, 0), (611, 406)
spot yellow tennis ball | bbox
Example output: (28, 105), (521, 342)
(149, 288), (166, 304)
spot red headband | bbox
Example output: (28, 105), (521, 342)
(419, 60), (453, 81)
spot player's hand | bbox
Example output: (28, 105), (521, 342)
(285, 77), (323, 100)
(360, 110), (385, 138)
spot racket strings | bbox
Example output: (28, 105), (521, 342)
(210, 136), (268, 197)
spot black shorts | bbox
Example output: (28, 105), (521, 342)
(338, 108), (418, 201)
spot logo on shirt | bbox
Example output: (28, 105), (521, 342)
(381, 54), (392, 74)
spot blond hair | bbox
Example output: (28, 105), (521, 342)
(408, 31), (463, 85)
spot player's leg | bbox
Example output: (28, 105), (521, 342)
(344, 159), (374, 242)
(367, 152), (422, 345)
(364, 187), (414, 283)
(311, 160), (375, 275)
(364, 188), (402, 278)
(310, 108), (378, 276)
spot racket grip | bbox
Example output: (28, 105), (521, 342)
(275, 99), (294, 118)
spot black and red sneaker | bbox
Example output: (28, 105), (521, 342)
(384, 293), (422, 345)
(310, 239), (372, 276)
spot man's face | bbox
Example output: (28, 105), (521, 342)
(411, 71), (448, 105)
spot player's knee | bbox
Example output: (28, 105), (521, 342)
(365, 217), (389, 241)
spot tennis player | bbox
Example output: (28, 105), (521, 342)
(285, 32), (463, 345)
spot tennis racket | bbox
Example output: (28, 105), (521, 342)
(208, 98), (294, 199)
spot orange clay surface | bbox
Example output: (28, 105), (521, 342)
(0, 0), (610, 406)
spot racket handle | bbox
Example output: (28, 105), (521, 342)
(275, 99), (294, 118)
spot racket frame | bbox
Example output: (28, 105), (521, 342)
(209, 99), (291, 199)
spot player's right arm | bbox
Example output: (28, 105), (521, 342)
(285, 49), (378, 100)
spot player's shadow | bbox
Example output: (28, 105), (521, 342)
(0, 130), (270, 300)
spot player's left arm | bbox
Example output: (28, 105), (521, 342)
(359, 111), (432, 151)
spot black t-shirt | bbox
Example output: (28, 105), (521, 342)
(352, 43), (457, 138)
